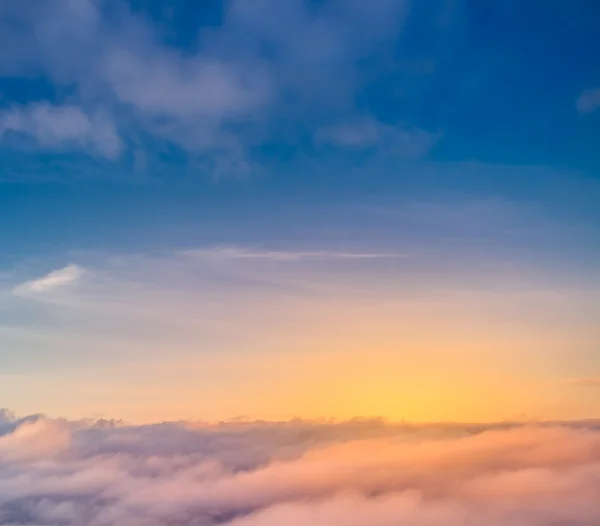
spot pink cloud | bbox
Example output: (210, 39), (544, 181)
(0, 414), (599, 525)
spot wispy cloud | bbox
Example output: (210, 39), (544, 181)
(0, 104), (122, 159)
(3, 241), (598, 383)
(14, 263), (82, 296)
(576, 87), (600, 114)
(316, 117), (440, 157)
(185, 247), (405, 261)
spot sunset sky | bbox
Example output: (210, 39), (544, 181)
(1, 0), (599, 424)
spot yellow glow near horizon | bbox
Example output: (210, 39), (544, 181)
(2, 345), (596, 424)
(2, 252), (599, 423)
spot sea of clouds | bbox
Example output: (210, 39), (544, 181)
(0, 410), (599, 525)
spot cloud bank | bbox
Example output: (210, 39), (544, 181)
(0, 412), (600, 525)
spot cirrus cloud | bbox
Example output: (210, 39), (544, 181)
(13, 263), (82, 296)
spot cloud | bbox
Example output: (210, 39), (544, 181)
(0, 413), (600, 525)
(103, 51), (268, 120)
(0, 418), (72, 461)
(14, 263), (82, 296)
(316, 117), (440, 157)
(0, 104), (122, 159)
(0, 0), (418, 174)
(100, 43), (270, 155)
(186, 247), (404, 261)
(565, 377), (600, 387)
(576, 88), (600, 114)
(3, 238), (599, 379)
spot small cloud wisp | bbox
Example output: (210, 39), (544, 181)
(13, 263), (82, 296)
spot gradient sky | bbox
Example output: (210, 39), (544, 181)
(0, 0), (599, 423)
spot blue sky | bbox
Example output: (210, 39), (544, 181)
(0, 0), (599, 421)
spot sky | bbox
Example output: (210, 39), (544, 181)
(0, 0), (600, 424)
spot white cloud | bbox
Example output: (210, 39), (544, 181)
(14, 263), (82, 296)
(0, 104), (122, 159)
(0, 414), (599, 525)
(103, 51), (268, 120)
(0, 0), (413, 172)
(316, 117), (440, 157)
(576, 88), (600, 114)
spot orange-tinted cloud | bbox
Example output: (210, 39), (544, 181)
(1, 412), (599, 525)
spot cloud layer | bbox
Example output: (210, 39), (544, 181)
(0, 412), (600, 525)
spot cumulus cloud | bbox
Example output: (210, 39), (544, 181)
(0, 413), (599, 525)
(103, 51), (268, 120)
(576, 88), (600, 114)
(0, 104), (122, 159)
(13, 263), (82, 296)
(0, 0), (428, 173)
